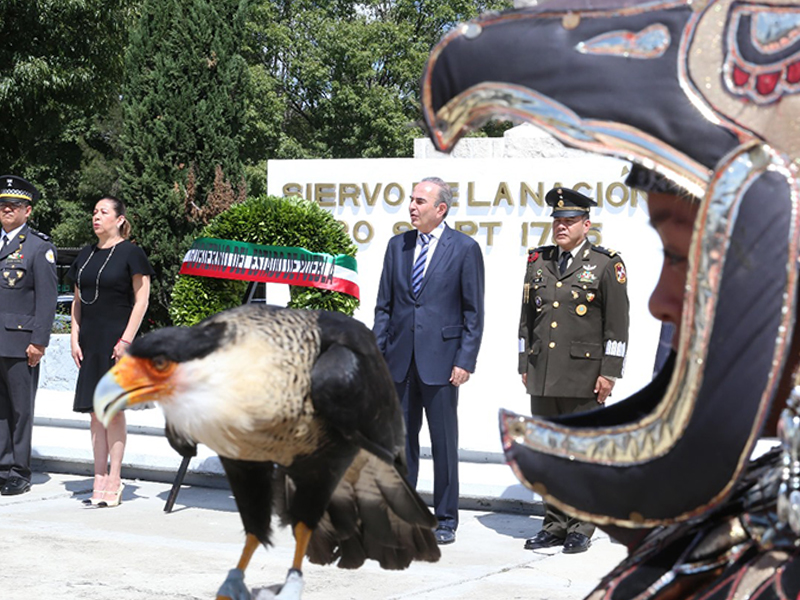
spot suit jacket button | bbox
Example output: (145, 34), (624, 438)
(553, 301), (560, 308)
(585, 352), (591, 357)
(556, 282), (563, 288)
(551, 322), (558, 328)
(549, 342), (556, 348)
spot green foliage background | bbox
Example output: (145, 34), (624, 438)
(240, 0), (511, 188)
(170, 195), (358, 326)
(119, 0), (249, 327)
(1, 0), (512, 327)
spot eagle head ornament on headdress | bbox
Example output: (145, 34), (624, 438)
(421, 0), (800, 560)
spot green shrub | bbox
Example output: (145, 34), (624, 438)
(170, 195), (358, 326)
(52, 317), (71, 335)
(52, 299), (72, 334)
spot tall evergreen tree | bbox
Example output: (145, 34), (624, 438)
(120, 0), (248, 326)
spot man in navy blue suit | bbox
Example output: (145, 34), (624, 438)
(374, 176), (485, 545)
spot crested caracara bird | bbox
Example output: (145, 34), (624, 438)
(94, 304), (440, 600)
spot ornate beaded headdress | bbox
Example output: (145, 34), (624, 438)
(421, 0), (800, 527)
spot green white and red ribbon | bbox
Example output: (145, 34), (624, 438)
(179, 237), (359, 299)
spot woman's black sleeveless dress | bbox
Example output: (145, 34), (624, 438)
(67, 240), (154, 413)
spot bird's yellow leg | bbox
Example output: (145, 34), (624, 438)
(237, 533), (261, 571)
(215, 534), (261, 600)
(292, 522), (312, 572)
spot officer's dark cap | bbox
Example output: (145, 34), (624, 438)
(545, 187), (596, 218)
(0, 175), (39, 205)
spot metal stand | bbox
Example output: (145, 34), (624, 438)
(162, 281), (266, 513)
(163, 455), (192, 513)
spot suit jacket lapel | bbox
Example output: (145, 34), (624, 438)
(0, 225), (26, 261)
(402, 230), (416, 295)
(548, 248), (560, 279)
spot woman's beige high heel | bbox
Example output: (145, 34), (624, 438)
(83, 489), (105, 506)
(98, 484), (123, 508)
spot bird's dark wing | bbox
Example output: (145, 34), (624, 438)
(310, 311), (405, 461)
(298, 311), (439, 569)
(219, 456), (275, 547)
(277, 449), (440, 570)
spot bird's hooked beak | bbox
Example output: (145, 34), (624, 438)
(94, 355), (176, 427)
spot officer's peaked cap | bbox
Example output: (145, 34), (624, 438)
(545, 187), (596, 218)
(0, 175), (40, 205)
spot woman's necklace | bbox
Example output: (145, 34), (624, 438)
(77, 242), (119, 305)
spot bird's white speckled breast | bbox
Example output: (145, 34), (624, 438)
(168, 308), (328, 466)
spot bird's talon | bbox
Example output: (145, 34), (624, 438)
(276, 569), (303, 599)
(217, 568), (251, 600)
(251, 569), (304, 600)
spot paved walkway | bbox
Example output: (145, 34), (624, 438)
(0, 472), (626, 600)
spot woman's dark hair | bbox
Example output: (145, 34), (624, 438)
(100, 195), (131, 239)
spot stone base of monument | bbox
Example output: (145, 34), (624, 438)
(33, 335), (540, 514)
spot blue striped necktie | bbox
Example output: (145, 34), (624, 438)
(412, 233), (431, 296)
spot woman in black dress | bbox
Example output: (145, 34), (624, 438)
(68, 197), (153, 507)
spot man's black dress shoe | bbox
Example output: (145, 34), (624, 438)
(1, 477), (31, 496)
(435, 527), (456, 545)
(562, 532), (591, 554)
(524, 530), (564, 550)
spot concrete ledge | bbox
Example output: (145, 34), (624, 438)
(33, 385), (781, 517)
(32, 389), (541, 514)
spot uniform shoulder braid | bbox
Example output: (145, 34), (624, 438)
(28, 229), (52, 242)
(591, 245), (620, 258)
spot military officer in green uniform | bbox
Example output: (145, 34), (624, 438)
(0, 176), (57, 496)
(519, 187), (629, 554)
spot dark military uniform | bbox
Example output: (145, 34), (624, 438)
(519, 187), (630, 549)
(0, 178), (57, 491)
(518, 240), (629, 404)
(518, 239), (629, 540)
